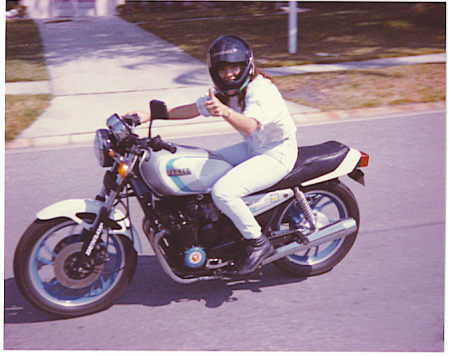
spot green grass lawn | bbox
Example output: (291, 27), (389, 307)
(275, 63), (446, 111)
(6, 19), (51, 141)
(5, 95), (52, 142)
(6, 19), (49, 82)
(120, 2), (445, 67)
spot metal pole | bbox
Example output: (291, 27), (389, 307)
(288, 1), (298, 54)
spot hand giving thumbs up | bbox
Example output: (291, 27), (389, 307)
(205, 87), (231, 118)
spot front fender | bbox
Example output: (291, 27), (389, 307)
(37, 198), (142, 254)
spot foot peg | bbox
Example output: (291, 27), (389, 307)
(294, 229), (310, 245)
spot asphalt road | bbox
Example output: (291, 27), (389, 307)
(4, 110), (445, 351)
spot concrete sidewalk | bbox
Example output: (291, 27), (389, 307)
(5, 16), (446, 150)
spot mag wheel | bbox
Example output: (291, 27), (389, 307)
(272, 181), (360, 276)
(13, 218), (137, 317)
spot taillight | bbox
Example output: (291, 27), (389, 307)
(358, 151), (369, 167)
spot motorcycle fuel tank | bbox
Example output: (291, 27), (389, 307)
(139, 144), (233, 196)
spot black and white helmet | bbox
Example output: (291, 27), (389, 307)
(206, 35), (254, 96)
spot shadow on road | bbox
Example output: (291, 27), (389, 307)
(4, 279), (60, 323)
(4, 255), (306, 323)
(117, 255), (307, 308)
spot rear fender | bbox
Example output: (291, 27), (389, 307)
(36, 198), (142, 254)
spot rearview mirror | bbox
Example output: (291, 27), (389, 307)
(150, 100), (169, 120)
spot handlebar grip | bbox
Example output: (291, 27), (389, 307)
(161, 142), (177, 154)
(151, 135), (177, 154)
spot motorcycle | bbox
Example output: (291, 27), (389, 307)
(13, 100), (369, 317)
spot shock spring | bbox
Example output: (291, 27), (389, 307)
(293, 186), (316, 230)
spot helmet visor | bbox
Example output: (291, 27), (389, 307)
(217, 63), (244, 82)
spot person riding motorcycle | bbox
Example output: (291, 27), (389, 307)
(127, 35), (298, 274)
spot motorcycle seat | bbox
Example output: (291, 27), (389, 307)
(260, 141), (350, 192)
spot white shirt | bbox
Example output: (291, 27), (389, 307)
(196, 75), (298, 168)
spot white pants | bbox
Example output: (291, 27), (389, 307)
(211, 141), (297, 240)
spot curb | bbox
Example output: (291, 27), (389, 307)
(6, 102), (445, 152)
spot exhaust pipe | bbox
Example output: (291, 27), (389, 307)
(148, 218), (356, 282)
(263, 218), (358, 265)
(151, 229), (220, 284)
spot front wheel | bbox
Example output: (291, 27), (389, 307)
(271, 181), (360, 276)
(13, 217), (137, 317)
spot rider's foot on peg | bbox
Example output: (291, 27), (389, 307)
(238, 234), (274, 275)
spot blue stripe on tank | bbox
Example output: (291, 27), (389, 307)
(166, 158), (195, 193)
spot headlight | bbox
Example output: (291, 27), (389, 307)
(94, 129), (114, 167)
(107, 114), (129, 142)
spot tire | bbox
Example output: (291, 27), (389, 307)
(272, 181), (360, 277)
(13, 217), (137, 318)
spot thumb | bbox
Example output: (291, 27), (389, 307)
(209, 87), (216, 100)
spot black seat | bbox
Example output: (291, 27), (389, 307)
(260, 141), (350, 192)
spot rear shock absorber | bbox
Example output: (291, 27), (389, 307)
(293, 186), (316, 231)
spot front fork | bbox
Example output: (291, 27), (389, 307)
(82, 154), (138, 257)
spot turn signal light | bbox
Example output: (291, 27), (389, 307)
(358, 151), (369, 167)
(118, 162), (129, 178)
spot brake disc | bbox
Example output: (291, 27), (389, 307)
(53, 242), (105, 289)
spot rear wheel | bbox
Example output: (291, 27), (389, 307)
(272, 181), (360, 276)
(14, 218), (137, 317)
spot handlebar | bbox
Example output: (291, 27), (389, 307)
(123, 113), (141, 127)
(144, 135), (177, 154)
(116, 116), (176, 154)
(118, 100), (176, 154)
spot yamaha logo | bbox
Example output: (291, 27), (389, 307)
(167, 168), (192, 176)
